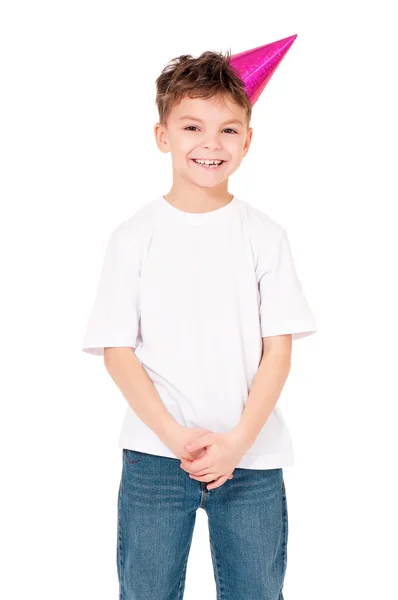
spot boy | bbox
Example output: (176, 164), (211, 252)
(82, 43), (317, 600)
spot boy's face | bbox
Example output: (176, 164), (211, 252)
(154, 94), (253, 189)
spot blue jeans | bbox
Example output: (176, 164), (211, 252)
(117, 449), (288, 599)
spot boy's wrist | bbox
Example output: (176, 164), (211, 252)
(156, 417), (257, 453)
(229, 424), (256, 454)
(155, 415), (183, 444)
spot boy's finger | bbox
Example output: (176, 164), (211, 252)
(207, 474), (228, 490)
(185, 433), (214, 452)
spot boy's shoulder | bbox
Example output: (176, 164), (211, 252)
(239, 197), (286, 245)
(108, 197), (160, 242)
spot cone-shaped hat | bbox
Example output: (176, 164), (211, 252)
(229, 35), (297, 106)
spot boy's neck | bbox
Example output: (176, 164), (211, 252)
(163, 190), (234, 215)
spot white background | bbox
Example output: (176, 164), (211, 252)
(1, 1), (397, 598)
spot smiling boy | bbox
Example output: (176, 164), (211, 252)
(82, 47), (316, 599)
(156, 94), (251, 214)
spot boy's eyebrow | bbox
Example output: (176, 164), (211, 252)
(178, 115), (245, 126)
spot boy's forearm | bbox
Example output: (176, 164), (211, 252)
(231, 348), (292, 452)
(103, 348), (180, 444)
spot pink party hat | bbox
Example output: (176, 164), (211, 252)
(229, 35), (297, 106)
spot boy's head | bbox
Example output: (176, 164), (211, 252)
(154, 50), (253, 191)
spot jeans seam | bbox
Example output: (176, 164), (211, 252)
(176, 544), (190, 600)
(281, 481), (288, 579)
(209, 525), (224, 600)
(117, 477), (124, 600)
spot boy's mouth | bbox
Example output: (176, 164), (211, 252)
(190, 159), (226, 169)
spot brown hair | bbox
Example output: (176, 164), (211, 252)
(155, 49), (252, 128)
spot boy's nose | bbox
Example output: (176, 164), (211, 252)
(201, 139), (222, 150)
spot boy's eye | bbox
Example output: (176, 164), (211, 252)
(184, 126), (237, 134)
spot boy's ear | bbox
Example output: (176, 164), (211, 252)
(154, 122), (170, 154)
(242, 127), (253, 158)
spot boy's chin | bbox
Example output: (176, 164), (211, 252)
(189, 177), (229, 189)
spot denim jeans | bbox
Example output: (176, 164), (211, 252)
(117, 449), (288, 600)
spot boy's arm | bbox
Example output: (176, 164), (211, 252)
(104, 347), (181, 445)
(231, 335), (292, 452)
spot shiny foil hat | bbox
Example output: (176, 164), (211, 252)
(229, 35), (297, 106)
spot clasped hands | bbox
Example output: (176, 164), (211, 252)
(179, 430), (246, 490)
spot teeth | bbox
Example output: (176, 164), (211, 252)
(193, 159), (222, 165)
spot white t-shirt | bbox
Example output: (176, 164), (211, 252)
(82, 195), (317, 469)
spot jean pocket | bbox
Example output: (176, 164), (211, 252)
(124, 448), (143, 464)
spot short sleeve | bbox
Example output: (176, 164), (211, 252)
(258, 229), (317, 341)
(81, 227), (141, 356)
